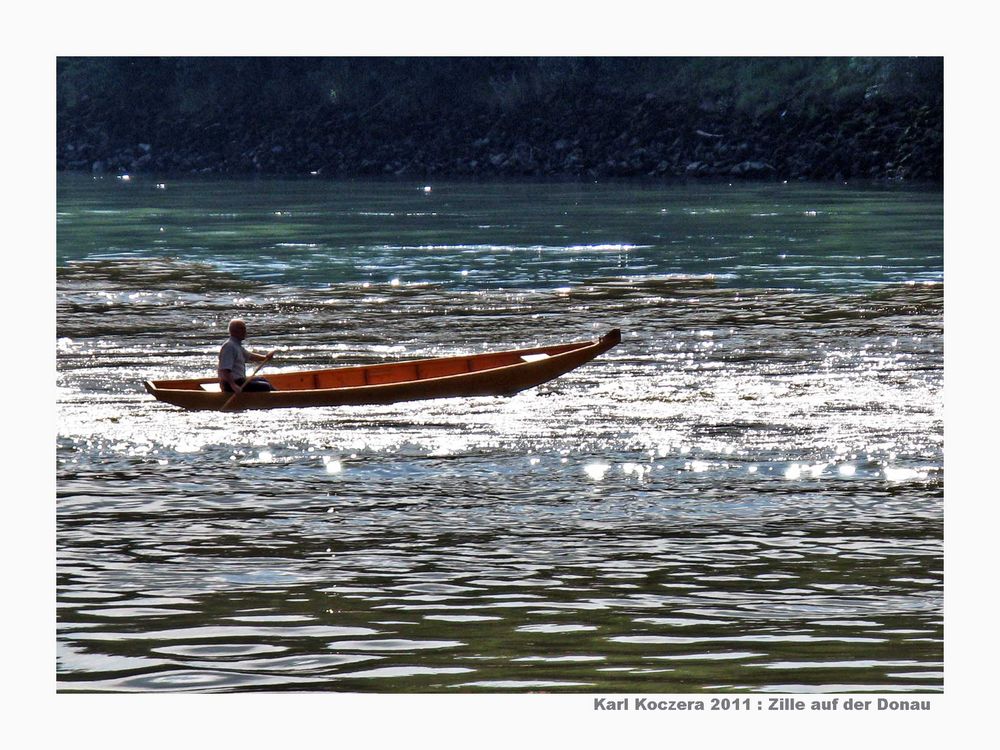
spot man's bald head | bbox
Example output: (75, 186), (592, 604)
(228, 319), (247, 339)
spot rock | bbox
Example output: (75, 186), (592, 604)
(510, 142), (535, 169)
(730, 160), (776, 178)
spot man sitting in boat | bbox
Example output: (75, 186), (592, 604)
(218, 319), (276, 393)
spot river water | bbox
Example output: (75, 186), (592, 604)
(56, 174), (943, 693)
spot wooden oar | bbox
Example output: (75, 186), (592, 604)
(221, 355), (271, 412)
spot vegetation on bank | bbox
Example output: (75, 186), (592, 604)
(57, 57), (943, 181)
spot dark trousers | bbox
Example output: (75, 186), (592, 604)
(222, 377), (275, 393)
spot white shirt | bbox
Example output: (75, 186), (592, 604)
(218, 336), (249, 380)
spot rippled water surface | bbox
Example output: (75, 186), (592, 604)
(57, 175), (943, 692)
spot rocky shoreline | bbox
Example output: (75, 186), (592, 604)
(58, 91), (942, 183)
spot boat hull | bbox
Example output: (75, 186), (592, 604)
(144, 329), (621, 411)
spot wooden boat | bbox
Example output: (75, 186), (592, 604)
(144, 328), (621, 411)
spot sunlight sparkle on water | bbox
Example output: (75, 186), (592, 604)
(808, 462), (828, 478)
(884, 467), (927, 483)
(622, 463), (648, 481)
(584, 463), (611, 481)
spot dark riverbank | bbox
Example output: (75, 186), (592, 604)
(57, 58), (942, 182)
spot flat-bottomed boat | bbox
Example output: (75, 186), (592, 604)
(144, 328), (621, 411)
